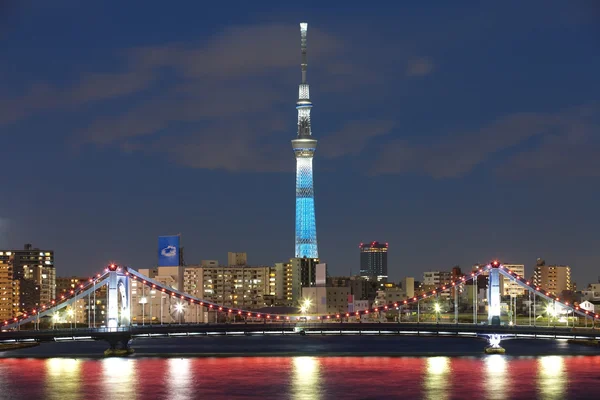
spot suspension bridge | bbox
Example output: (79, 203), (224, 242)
(2, 262), (600, 355)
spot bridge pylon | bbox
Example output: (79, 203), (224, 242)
(107, 264), (130, 328)
(487, 260), (501, 324)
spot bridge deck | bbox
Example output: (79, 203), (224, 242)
(2, 322), (600, 343)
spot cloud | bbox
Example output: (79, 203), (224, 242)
(406, 57), (434, 77)
(319, 120), (395, 159)
(0, 21), (424, 172)
(497, 105), (600, 178)
(372, 104), (600, 179)
(0, 71), (155, 126)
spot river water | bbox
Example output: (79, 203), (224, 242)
(1, 336), (600, 399)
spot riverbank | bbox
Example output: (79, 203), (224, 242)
(0, 342), (40, 352)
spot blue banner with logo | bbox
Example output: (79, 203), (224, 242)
(158, 235), (180, 266)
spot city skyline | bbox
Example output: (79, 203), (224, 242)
(1, 2), (599, 286)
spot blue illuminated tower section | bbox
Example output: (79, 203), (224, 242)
(293, 22), (319, 259)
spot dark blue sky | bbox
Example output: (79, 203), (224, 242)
(1, 1), (599, 286)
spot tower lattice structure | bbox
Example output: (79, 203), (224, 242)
(293, 22), (319, 259)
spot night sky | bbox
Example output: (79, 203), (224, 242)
(1, 1), (599, 286)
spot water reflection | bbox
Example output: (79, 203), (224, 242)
(292, 356), (321, 400)
(538, 356), (565, 400)
(101, 358), (137, 400)
(167, 358), (193, 400)
(484, 355), (507, 400)
(423, 357), (450, 400)
(45, 359), (82, 400)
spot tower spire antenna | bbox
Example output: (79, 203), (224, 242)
(292, 21), (318, 260)
(300, 22), (308, 84)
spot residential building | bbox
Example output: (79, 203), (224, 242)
(274, 262), (293, 306)
(0, 260), (18, 321)
(328, 275), (380, 304)
(582, 283), (600, 302)
(422, 271), (452, 287)
(359, 242), (388, 280)
(302, 286), (350, 315)
(291, 257), (319, 306)
(201, 260), (219, 267)
(501, 264), (526, 296)
(227, 252), (247, 266)
(401, 277), (415, 299)
(373, 287), (406, 308)
(56, 277), (89, 296)
(0, 244), (55, 314)
(533, 261), (572, 294)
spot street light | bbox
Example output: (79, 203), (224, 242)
(300, 299), (311, 316)
(434, 303), (441, 324)
(140, 296), (148, 326)
(546, 304), (555, 327)
(67, 308), (74, 329)
(53, 312), (60, 329)
(175, 303), (184, 324)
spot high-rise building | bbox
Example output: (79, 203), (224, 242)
(533, 263), (571, 294)
(293, 22), (319, 259)
(359, 242), (388, 280)
(501, 264), (525, 296)
(0, 244), (55, 314)
(227, 252), (247, 266)
(274, 262), (293, 306)
(0, 259), (18, 321)
(291, 257), (319, 305)
(401, 277), (415, 299)
(56, 277), (88, 296)
(422, 271), (452, 287)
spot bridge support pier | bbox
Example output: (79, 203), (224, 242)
(104, 335), (134, 357)
(484, 334), (506, 354)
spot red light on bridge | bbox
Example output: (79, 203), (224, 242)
(228, 309), (232, 313)
(218, 307), (223, 311)
(108, 264), (118, 272)
(336, 314), (340, 318)
(209, 304), (213, 309)
(346, 313), (350, 317)
(276, 316), (280, 319)
(267, 315), (271, 319)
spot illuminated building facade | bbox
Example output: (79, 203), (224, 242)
(533, 262), (572, 294)
(293, 22), (319, 259)
(291, 257), (319, 306)
(0, 244), (55, 315)
(0, 259), (18, 320)
(359, 242), (388, 280)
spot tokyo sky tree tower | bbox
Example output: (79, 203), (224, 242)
(293, 22), (319, 259)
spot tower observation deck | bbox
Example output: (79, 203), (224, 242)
(293, 22), (318, 259)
